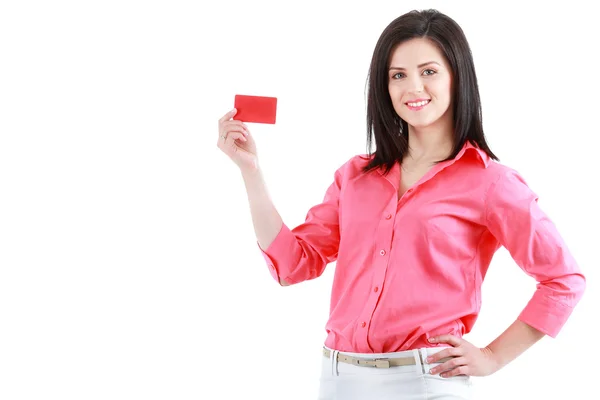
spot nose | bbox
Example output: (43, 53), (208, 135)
(408, 76), (424, 93)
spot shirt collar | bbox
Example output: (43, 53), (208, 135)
(459, 140), (491, 168)
(375, 140), (490, 177)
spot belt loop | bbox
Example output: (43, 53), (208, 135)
(330, 349), (334, 376)
(411, 349), (423, 374)
(419, 348), (431, 375)
(332, 350), (340, 376)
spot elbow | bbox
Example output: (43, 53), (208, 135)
(576, 272), (587, 301)
(549, 270), (587, 305)
(567, 270), (587, 302)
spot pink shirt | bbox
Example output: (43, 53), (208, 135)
(258, 142), (586, 353)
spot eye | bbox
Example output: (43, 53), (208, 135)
(391, 72), (405, 79)
(423, 69), (436, 76)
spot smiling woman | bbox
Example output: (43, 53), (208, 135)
(363, 10), (497, 180)
(389, 51), (452, 126)
(216, 8), (586, 400)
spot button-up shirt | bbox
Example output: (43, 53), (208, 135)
(258, 141), (586, 353)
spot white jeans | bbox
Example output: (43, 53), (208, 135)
(318, 346), (473, 400)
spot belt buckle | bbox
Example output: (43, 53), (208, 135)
(352, 357), (390, 368)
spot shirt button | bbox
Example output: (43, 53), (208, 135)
(380, 249), (386, 256)
(361, 321), (366, 328)
(373, 286), (379, 292)
(385, 214), (392, 220)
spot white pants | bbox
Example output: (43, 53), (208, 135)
(318, 346), (473, 400)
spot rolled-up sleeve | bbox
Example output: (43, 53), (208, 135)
(257, 167), (343, 285)
(485, 170), (586, 337)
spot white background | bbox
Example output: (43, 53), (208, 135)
(1, 1), (598, 399)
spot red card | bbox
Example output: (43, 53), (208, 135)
(233, 94), (277, 124)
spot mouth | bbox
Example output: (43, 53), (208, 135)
(405, 99), (430, 110)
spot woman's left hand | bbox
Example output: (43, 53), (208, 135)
(426, 335), (500, 377)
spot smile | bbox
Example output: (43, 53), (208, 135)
(406, 99), (430, 109)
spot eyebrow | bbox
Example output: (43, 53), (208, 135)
(389, 61), (441, 70)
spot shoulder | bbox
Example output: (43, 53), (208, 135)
(482, 160), (537, 201)
(334, 153), (376, 179)
(485, 160), (531, 186)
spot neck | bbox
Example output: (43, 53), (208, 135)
(404, 115), (454, 164)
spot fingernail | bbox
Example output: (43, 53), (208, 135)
(430, 368), (436, 374)
(426, 357), (432, 362)
(428, 338), (435, 342)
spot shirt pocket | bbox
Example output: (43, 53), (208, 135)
(425, 213), (482, 262)
(420, 214), (482, 293)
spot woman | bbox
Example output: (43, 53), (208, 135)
(216, 9), (585, 400)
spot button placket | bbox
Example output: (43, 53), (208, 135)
(356, 200), (396, 351)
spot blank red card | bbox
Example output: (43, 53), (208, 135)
(234, 94), (277, 124)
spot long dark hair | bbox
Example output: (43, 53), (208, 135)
(363, 9), (498, 174)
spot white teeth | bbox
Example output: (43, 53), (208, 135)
(407, 100), (430, 107)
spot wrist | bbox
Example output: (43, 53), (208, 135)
(240, 162), (262, 180)
(481, 345), (503, 374)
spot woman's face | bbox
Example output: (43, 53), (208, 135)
(387, 38), (453, 130)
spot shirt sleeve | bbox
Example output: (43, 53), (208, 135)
(257, 166), (343, 285)
(485, 169), (586, 337)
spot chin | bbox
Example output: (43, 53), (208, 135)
(403, 117), (439, 129)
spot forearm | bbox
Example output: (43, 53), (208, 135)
(241, 166), (283, 251)
(484, 319), (545, 371)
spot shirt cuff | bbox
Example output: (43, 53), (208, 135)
(517, 292), (575, 338)
(257, 223), (297, 284)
